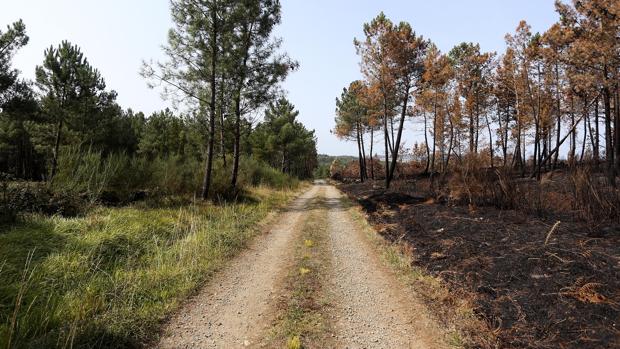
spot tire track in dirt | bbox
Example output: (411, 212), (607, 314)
(157, 184), (449, 348)
(324, 185), (447, 349)
(157, 186), (319, 349)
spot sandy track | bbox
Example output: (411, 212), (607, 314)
(157, 186), (318, 349)
(324, 185), (446, 349)
(157, 184), (447, 348)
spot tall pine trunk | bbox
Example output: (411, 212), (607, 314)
(360, 124), (367, 179)
(423, 111), (430, 173)
(614, 85), (620, 174)
(218, 75), (227, 167)
(50, 119), (63, 181)
(485, 112), (494, 168)
(383, 104), (390, 188)
(231, 92), (241, 189)
(594, 96), (600, 164)
(230, 24), (252, 190)
(201, 9), (218, 200)
(369, 126), (375, 180)
(553, 63), (561, 170)
(356, 123), (364, 182)
(603, 84), (614, 185)
(580, 100), (587, 163)
(387, 87), (410, 187)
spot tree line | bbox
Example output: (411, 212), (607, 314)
(0, 0), (317, 200)
(335, 0), (619, 188)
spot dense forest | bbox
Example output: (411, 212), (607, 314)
(0, 2), (318, 347)
(0, 0), (317, 222)
(335, 0), (620, 191)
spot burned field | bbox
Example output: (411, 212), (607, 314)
(339, 181), (619, 349)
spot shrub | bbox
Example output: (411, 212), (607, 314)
(51, 146), (121, 203)
(569, 166), (620, 222)
(209, 156), (300, 201)
(0, 173), (17, 224)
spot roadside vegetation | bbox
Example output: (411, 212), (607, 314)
(0, 185), (298, 348)
(0, 1), (318, 348)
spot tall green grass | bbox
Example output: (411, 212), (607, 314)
(0, 186), (298, 348)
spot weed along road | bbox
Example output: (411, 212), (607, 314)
(157, 182), (448, 349)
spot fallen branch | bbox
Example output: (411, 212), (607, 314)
(544, 221), (561, 245)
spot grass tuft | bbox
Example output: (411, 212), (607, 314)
(287, 335), (302, 349)
(0, 185), (300, 348)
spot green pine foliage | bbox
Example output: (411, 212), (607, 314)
(0, 6), (314, 349)
(252, 98), (318, 179)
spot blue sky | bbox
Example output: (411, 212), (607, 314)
(1, 0), (560, 156)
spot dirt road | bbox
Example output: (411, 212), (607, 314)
(157, 183), (447, 348)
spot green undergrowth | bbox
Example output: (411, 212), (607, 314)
(0, 185), (301, 349)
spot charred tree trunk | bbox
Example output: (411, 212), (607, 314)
(360, 124), (368, 180)
(603, 84), (615, 185)
(485, 111), (494, 168)
(594, 96), (600, 164)
(387, 87), (410, 188)
(553, 62), (562, 170)
(369, 126), (375, 180)
(423, 111), (430, 174)
(356, 122), (364, 182)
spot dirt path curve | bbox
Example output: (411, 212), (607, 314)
(157, 186), (319, 349)
(157, 183), (447, 348)
(324, 185), (446, 349)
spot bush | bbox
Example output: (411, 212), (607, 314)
(4, 148), (300, 218)
(51, 146), (121, 203)
(210, 156), (300, 201)
(569, 167), (620, 222)
(0, 173), (17, 224)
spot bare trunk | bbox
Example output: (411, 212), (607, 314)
(360, 125), (368, 179)
(231, 23), (253, 190)
(553, 62), (561, 170)
(445, 116), (454, 171)
(603, 84), (615, 185)
(569, 95), (576, 165)
(356, 122), (364, 182)
(201, 9), (218, 200)
(387, 87), (410, 187)
(49, 119), (63, 181)
(423, 111), (430, 173)
(594, 96), (600, 163)
(485, 111), (493, 168)
(580, 102), (587, 163)
(218, 75), (227, 167)
(383, 107), (390, 188)
(231, 91), (241, 189)
(614, 84), (620, 174)
(369, 126), (375, 180)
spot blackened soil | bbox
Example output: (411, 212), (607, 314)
(340, 181), (620, 349)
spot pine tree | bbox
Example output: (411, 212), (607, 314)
(226, 0), (296, 190)
(35, 41), (105, 181)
